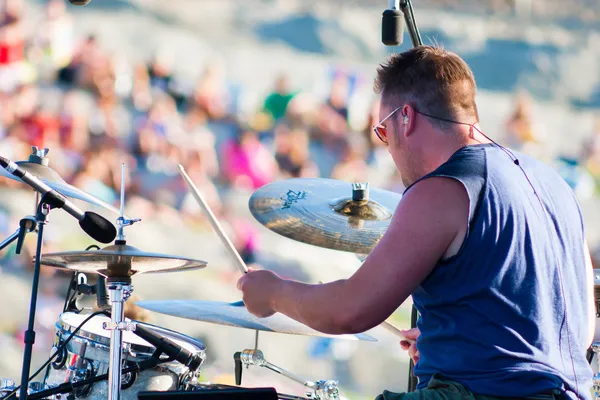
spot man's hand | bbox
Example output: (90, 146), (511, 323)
(237, 269), (283, 318)
(400, 328), (420, 365)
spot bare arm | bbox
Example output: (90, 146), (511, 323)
(267, 177), (469, 334)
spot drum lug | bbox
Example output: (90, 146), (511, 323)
(120, 366), (138, 390)
(51, 345), (67, 370)
(68, 359), (95, 398)
(179, 371), (202, 391)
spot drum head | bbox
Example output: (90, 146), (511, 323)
(58, 312), (205, 355)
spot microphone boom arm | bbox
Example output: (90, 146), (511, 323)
(400, 0), (422, 46)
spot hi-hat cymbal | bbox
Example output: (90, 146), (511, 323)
(136, 299), (376, 341)
(248, 178), (401, 254)
(40, 244), (207, 278)
(0, 161), (121, 215)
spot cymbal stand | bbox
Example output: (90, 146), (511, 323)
(102, 163), (140, 400)
(102, 278), (133, 400)
(234, 349), (341, 400)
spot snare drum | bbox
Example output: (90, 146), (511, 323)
(43, 312), (206, 399)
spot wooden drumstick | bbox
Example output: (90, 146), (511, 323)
(381, 320), (415, 342)
(178, 165), (248, 275)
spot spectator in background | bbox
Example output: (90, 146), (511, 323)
(192, 64), (229, 121)
(504, 91), (545, 155)
(326, 74), (350, 122)
(71, 150), (119, 204)
(184, 106), (219, 178)
(57, 34), (102, 87)
(221, 125), (278, 190)
(33, 0), (74, 71)
(263, 74), (296, 123)
(0, 0), (25, 92)
(179, 150), (223, 219)
(330, 138), (369, 183)
(131, 62), (153, 111)
(147, 50), (173, 94)
(581, 117), (600, 177)
(58, 89), (89, 153)
(15, 84), (61, 148)
(274, 124), (319, 178)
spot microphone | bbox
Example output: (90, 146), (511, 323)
(382, 0), (404, 46)
(68, 0), (91, 5)
(0, 156), (117, 244)
(133, 324), (203, 371)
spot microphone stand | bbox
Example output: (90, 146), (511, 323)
(383, 0), (422, 392)
(399, 0), (422, 47)
(18, 193), (62, 400)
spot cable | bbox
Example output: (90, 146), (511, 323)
(470, 124), (579, 396)
(3, 310), (110, 400)
(416, 110), (579, 396)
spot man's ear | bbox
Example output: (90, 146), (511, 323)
(402, 104), (416, 137)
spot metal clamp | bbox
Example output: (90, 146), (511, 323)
(102, 321), (136, 331)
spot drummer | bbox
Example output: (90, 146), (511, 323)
(238, 45), (594, 400)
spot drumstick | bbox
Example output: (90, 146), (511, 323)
(380, 320), (415, 342)
(178, 165), (248, 275)
(180, 165), (414, 343)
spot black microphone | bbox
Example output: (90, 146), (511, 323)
(382, 0), (404, 46)
(68, 0), (91, 5)
(0, 156), (116, 244)
(133, 324), (203, 371)
(96, 276), (110, 310)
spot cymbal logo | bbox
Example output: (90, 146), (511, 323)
(281, 190), (307, 209)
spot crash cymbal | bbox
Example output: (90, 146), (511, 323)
(136, 299), (376, 341)
(248, 178), (401, 254)
(0, 159), (121, 216)
(40, 244), (207, 278)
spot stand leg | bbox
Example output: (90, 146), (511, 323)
(0, 229), (20, 252)
(593, 343), (600, 400)
(106, 281), (131, 400)
(408, 304), (418, 392)
(19, 211), (48, 400)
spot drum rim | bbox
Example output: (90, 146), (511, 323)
(57, 312), (206, 354)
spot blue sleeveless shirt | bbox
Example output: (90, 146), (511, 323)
(406, 144), (593, 399)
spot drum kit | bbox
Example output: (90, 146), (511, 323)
(0, 147), (406, 400)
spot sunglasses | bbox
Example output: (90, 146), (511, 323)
(372, 105), (402, 144)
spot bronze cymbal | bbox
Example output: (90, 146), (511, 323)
(136, 299), (377, 341)
(0, 161), (122, 215)
(40, 244), (207, 278)
(248, 178), (401, 254)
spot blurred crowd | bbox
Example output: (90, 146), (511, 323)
(0, 0), (398, 261)
(2, 0), (600, 263)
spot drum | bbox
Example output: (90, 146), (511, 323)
(43, 312), (206, 400)
(0, 379), (15, 398)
